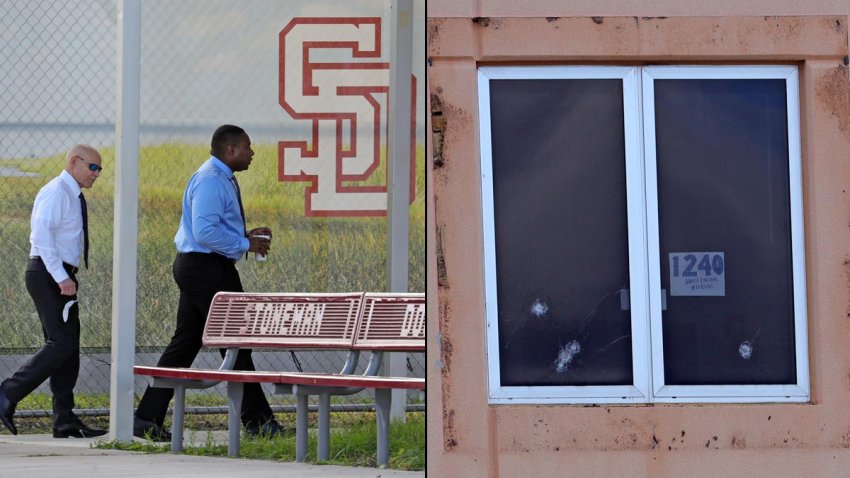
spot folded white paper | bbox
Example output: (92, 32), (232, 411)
(62, 300), (77, 323)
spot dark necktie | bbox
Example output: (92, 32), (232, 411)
(231, 176), (246, 233)
(79, 192), (89, 269)
(231, 176), (249, 259)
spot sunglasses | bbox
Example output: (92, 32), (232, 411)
(76, 156), (103, 172)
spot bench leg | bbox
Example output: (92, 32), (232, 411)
(227, 382), (244, 458)
(317, 392), (330, 461)
(375, 388), (391, 466)
(295, 393), (308, 462)
(171, 386), (185, 453)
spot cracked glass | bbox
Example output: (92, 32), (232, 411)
(488, 79), (633, 386)
(654, 79), (797, 385)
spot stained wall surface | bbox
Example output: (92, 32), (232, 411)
(427, 3), (850, 477)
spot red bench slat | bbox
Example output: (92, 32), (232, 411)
(203, 292), (364, 348)
(353, 293), (425, 351)
(133, 366), (425, 390)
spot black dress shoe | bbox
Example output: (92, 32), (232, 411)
(133, 416), (172, 442)
(0, 389), (17, 436)
(53, 422), (107, 438)
(245, 419), (292, 438)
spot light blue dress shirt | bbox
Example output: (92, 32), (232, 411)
(174, 156), (249, 261)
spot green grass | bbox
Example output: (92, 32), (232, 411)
(16, 392), (107, 411)
(0, 143), (425, 349)
(16, 390), (417, 413)
(14, 392), (424, 470)
(95, 413), (425, 470)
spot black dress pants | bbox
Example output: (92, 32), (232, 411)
(135, 252), (275, 427)
(1, 258), (81, 427)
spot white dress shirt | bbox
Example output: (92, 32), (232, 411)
(29, 170), (83, 284)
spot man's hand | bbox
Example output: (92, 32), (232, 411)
(247, 227), (272, 239)
(247, 227), (272, 255)
(247, 235), (271, 256)
(58, 278), (77, 296)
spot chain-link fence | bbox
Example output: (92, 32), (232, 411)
(0, 0), (425, 425)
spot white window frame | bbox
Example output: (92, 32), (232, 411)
(479, 65), (809, 404)
(479, 66), (652, 404)
(642, 65), (809, 403)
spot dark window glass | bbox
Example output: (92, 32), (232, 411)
(489, 79), (632, 386)
(654, 79), (796, 385)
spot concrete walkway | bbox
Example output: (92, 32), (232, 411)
(0, 433), (425, 478)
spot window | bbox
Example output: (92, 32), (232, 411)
(479, 65), (808, 404)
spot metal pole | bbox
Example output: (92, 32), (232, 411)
(385, 0), (414, 422)
(375, 388), (392, 466)
(110, 0), (141, 443)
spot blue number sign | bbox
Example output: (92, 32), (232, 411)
(669, 252), (725, 296)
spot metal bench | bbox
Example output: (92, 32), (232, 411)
(133, 291), (425, 465)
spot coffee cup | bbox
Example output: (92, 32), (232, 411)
(253, 234), (271, 261)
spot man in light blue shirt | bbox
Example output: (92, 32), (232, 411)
(134, 125), (282, 440)
(173, 153), (254, 260)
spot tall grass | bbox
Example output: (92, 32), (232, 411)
(0, 143), (425, 349)
(96, 412), (425, 470)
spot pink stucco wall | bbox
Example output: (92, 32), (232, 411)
(427, 5), (850, 477)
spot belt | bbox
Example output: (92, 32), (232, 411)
(176, 251), (236, 263)
(29, 256), (79, 274)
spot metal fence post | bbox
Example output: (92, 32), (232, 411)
(110, 0), (141, 443)
(386, 0), (415, 422)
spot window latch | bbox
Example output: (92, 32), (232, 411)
(619, 289), (667, 311)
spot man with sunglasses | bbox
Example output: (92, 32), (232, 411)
(0, 145), (106, 438)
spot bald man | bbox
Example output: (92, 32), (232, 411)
(0, 145), (106, 438)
